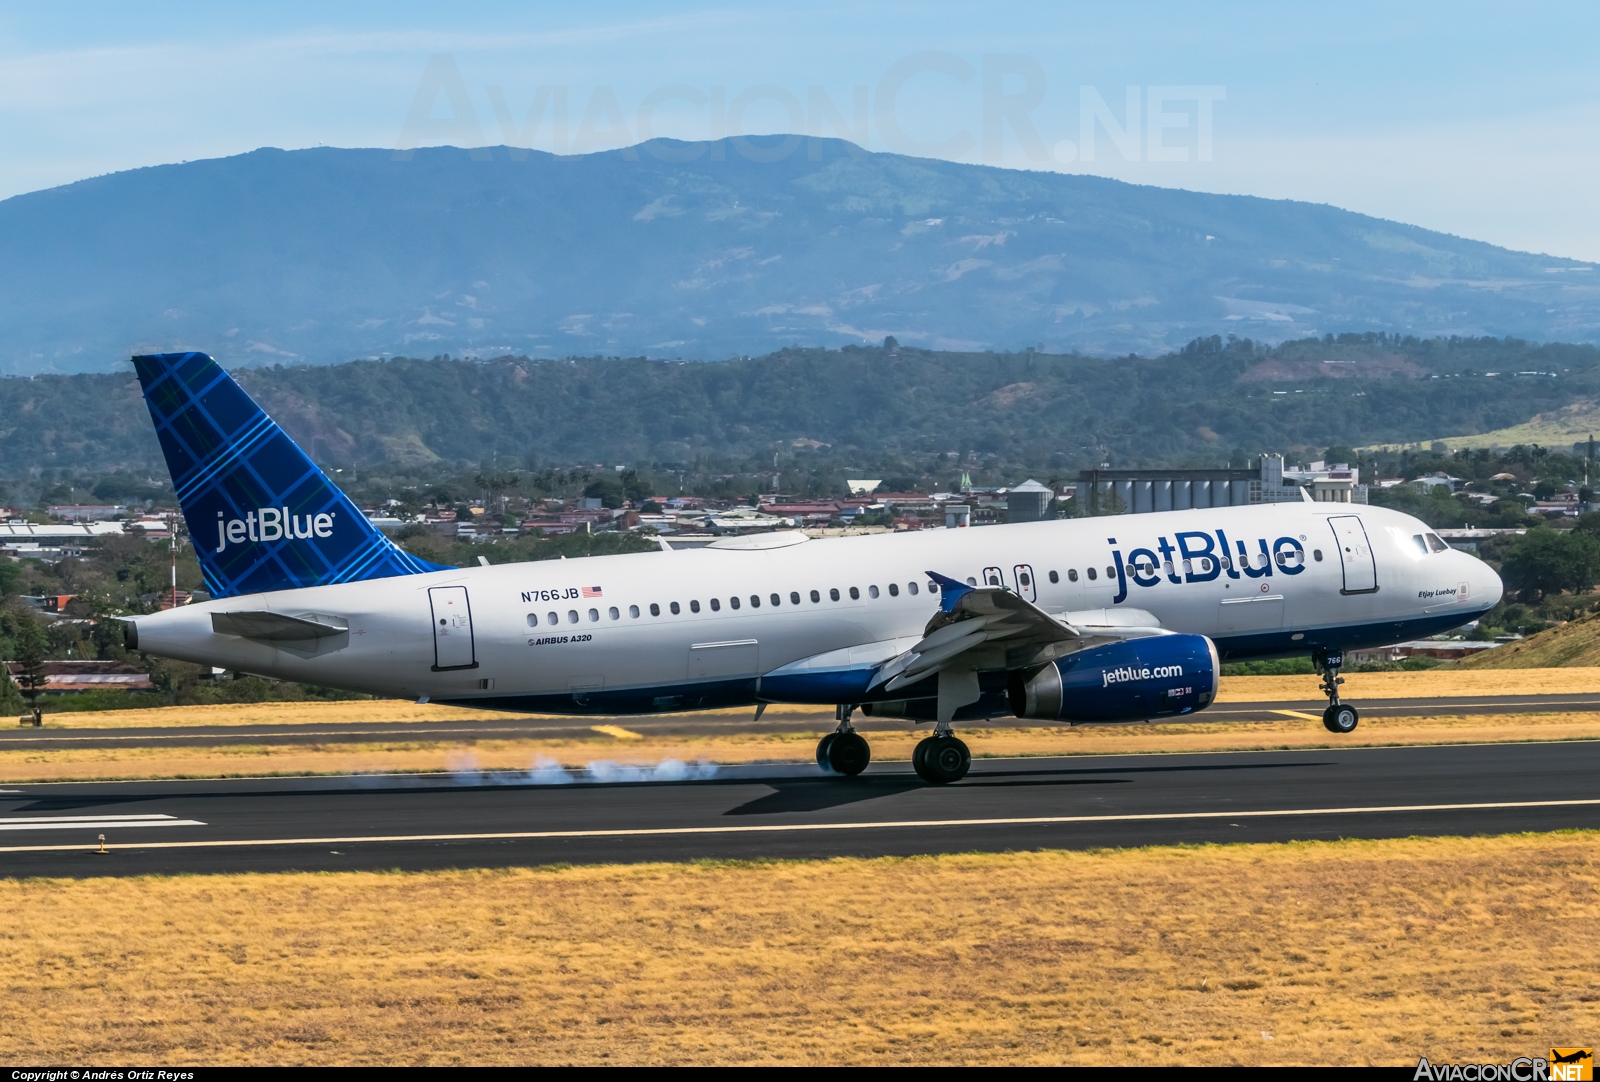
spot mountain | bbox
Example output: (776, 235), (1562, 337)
(2, 139), (1598, 376)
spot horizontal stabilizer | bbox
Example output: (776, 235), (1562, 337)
(212, 610), (349, 641)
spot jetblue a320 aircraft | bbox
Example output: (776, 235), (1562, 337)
(124, 352), (1504, 783)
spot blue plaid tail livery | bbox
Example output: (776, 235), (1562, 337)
(132, 351), (451, 599)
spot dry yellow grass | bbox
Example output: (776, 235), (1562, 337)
(32, 699), (829, 729)
(27, 667), (1600, 731)
(5, 710), (1600, 783)
(2, 834), (1596, 1065)
(1215, 668), (1600, 701)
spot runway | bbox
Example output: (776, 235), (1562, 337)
(0, 739), (1595, 877)
(2, 692), (1594, 749)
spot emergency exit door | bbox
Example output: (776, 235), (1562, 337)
(1013, 564), (1037, 602)
(1328, 516), (1378, 594)
(429, 586), (478, 670)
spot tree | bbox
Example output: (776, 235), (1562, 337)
(10, 617), (47, 724)
(1498, 529), (1600, 601)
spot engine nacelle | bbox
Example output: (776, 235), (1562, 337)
(1008, 634), (1219, 722)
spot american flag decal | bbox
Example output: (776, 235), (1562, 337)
(582, 586), (603, 598)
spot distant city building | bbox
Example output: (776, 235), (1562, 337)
(4, 660), (154, 693)
(1006, 479), (1054, 523)
(1075, 454), (1367, 515)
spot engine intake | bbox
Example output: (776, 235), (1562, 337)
(1008, 634), (1219, 722)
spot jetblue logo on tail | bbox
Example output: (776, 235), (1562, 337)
(216, 509), (336, 551)
(133, 351), (450, 599)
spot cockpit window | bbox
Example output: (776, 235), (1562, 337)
(1426, 533), (1449, 553)
(1412, 534), (1429, 556)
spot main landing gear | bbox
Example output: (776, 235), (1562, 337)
(816, 706), (972, 783)
(912, 725), (971, 785)
(817, 704), (871, 776)
(1316, 651), (1359, 734)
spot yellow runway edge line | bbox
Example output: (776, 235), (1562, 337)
(6, 797), (1598, 854)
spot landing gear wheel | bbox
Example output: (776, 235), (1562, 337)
(815, 733), (838, 769)
(1323, 703), (1359, 734)
(826, 732), (871, 776)
(913, 736), (971, 784)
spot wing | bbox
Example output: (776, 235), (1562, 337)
(871, 571), (1167, 694)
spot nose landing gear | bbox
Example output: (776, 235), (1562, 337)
(817, 704), (871, 775)
(1316, 651), (1359, 734)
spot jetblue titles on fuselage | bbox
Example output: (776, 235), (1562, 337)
(1106, 528), (1305, 603)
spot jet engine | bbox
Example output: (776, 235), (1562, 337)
(1008, 634), (1219, 722)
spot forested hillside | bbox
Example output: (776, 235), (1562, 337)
(3, 333), (1598, 487)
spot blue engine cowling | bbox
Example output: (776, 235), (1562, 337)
(1007, 634), (1219, 722)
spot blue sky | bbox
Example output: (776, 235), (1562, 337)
(3, 2), (1599, 258)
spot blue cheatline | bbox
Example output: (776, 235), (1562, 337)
(132, 351), (452, 599)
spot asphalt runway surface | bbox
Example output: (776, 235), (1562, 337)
(2, 693), (1596, 749)
(0, 740), (1596, 877)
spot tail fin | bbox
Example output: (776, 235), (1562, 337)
(132, 351), (451, 599)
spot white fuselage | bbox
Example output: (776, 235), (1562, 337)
(130, 502), (1501, 714)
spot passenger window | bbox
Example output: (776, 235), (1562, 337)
(888, 583), (899, 597)
(793, 591), (803, 604)
(547, 612), (558, 625)
(1412, 534), (1429, 556)
(868, 585), (879, 599)
(1068, 569), (1078, 582)
(709, 598), (720, 612)
(1219, 555), (1231, 570)
(1020, 572), (1031, 587)
(810, 590), (820, 603)
(1087, 567), (1097, 581)
(588, 608), (599, 622)
(730, 596), (741, 609)
(908, 582), (919, 595)
(1314, 549), (1323, 562)
(1427, 533), (1449, 553)
(770, 593), (781, 606)
(650, 603), (661, 616)
(830, 588), (841, 601)
(748, 595), (758, 608)
(608, 607), (619, 620)
(1106, 565), (1115, 578)
(567, 610), (578, 624)
(928, 582), (939, 594)
(966, 577), (977, 586)
(849, 587), (860, 600)
(630, 605), (641, 618)
(1274, 550), (1286, 566)
(526, 614), (538, 627)
(690, 600), (701, 613)
(670, 602), (680, 615)
(1048, 570), (1058, 584)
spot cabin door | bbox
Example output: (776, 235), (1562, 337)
(1328, 516), (1378, 594)
(429, 586), (478, 670)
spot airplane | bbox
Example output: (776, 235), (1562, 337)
(122, 352), (1504, 784)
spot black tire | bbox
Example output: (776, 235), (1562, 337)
(915, 736), (971, 784)
(912, 736), (932, 776)
(1323, 703), (1359, 734)
(816, 733), (838, 769)
(827, 732), (871, 776)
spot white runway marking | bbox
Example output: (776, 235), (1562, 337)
(0, 814), (206, 832)
(0, 798), (1596, 853)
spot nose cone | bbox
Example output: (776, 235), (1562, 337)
(1466, 550), (1504, 609)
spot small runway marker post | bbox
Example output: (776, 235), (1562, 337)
(95, 833), (106, 855)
